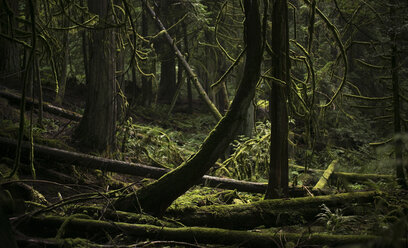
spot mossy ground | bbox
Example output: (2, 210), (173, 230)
(0, 89), (407, 247)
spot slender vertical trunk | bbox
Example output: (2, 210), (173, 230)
(54, 16), (69, 105)
(183, 23), (193, 113)
(141, 6), (152, 106)
(390, 2), (406, 187)
(265, 0), (290, 199)
(157, 1), (176, 104)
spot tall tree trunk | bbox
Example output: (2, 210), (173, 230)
(183, 22), (193, 113)
(141, 6), (152, 107)
(390, 0), (407, 188)
(114, 0), (263, 216)
(265, 0), (290, 199)
(54, 16), (69, 105)
(75, 0), (116, 152)
(157, 1), (176, 104)
(0, 0), (20, 81)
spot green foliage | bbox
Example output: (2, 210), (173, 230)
(216, 121), (270, 181)
(118, 118), (186, 168)
(316, 204), (357, 233)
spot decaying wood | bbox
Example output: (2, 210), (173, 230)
(166, 191), (378, 229)
(20, 215), (380, 248)
(0, 137), (267, 193)
(313, 159), (337, 191)
(290, 164), (393, 183)
(0, 90), (82, 121)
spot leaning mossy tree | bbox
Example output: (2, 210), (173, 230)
(114, 0), (263, 216)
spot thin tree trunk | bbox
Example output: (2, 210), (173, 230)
(0, 0), (20, 80)
(183, 23), (193, 113)
(390, 1), (406, 188)
(54, 12), (69, 105)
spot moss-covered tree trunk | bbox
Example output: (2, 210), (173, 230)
(114, 0), (263, 216)
(75, 0), (116, 152)
(265, 0), (290, 199)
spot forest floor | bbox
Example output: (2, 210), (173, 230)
(0, 84), (407, 247)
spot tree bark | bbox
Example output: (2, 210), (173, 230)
(390, 0), (407, 188)
(265, 0), (290, 199)
(0, 0), (20, 81)
(75, 0), (116, 152)
(140, 6), (152, 107)
(156, 0), (176, 104)
(54, 15), (69, 105)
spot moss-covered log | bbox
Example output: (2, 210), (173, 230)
(313, 159), (337, 190)
(0, 89), (82, 121)
(0, 137), (267, 193)
(68, 205), (179, 227)
(20, 215), (381, 248)
(166, 191), (378, 229)
(290, 164), (393, 183)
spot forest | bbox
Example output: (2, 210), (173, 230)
(0, 0), (407, 247)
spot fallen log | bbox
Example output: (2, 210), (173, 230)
(68, 205), (179, 227)
(19, 215), (381, 248)
(290, 164), (393, 183)
(166, 191), (378, 229)
(0, 137), (268, 193)
(313, 159), (337, 191)
(0, 90), (82, 121)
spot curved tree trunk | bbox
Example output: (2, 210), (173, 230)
(75, 0), (116, 152)
(114, 0), (263, 216)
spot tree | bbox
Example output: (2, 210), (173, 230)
(0, 0), (20, 81)
(75, 0), (116, 152)
(156, 0), (177, 104)
(114, 0), (263, 216)
(265, 0), (290, 199)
